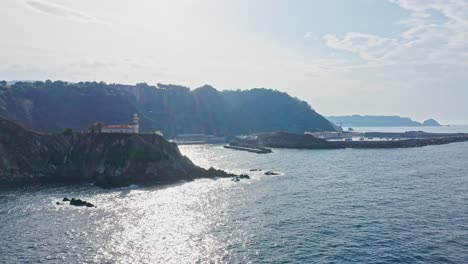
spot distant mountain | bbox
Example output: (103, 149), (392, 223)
(0, 81), (335, 137)
(422, 118), (441, 126)
(327, 115), (442, 127)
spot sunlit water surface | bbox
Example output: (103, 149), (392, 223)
(1, 126), (468, 263)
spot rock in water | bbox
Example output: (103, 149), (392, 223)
(264, 171), (279, 176)
(0, 117), (238, 188)
(69, 198), (95, 207)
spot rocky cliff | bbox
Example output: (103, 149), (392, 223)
(0, 117), (237, 188)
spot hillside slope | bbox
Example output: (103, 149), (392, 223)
(0, 81), (335, 136)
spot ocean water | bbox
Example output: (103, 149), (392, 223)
(1, 126), (468, 263)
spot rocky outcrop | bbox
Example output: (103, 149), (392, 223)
(230, 132), (468, 150)
(0, 117), (239, 188)
(256, 132), (335, 149)
(69, 198), (95, 207)
(57, 198), (95, 207)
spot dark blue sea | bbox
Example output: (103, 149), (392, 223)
(1, 126), (468, 263)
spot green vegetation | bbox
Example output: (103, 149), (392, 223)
(62, 128), (73, 135)
(0, 81), (335, 136)
(88, 122), (103, 133)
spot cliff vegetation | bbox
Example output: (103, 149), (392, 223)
(0, 81), (335, 137)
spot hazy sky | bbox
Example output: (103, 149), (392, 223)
(1, 0), (468, 123)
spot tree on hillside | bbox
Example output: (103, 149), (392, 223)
(1, 81), (335, 136)
(89, 122), (103, 133)
(62, 128), (73, 135)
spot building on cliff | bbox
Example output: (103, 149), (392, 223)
(101, 114), (139, 134)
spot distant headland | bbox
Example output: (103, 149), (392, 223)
(228, 131), (468, 150)
(327, 115), (442, 127)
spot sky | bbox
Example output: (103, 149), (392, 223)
(1, 0), (468, 124)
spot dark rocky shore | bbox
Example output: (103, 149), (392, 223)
(230, 132), (468, 150)
(0, 118), (241, 188)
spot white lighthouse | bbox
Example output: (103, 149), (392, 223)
(132, 113), (140, 133)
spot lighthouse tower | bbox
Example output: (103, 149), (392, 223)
(132, 114), (140, 133)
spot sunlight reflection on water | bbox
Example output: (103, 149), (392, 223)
(92, 178), (243, 263)
(1, 137), (468, 263)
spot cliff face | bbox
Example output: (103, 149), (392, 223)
(0, 118), (234, 188)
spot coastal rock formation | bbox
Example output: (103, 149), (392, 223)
(58, 198), (95, 207)
(0, 117), (239, 188)
(256, 132), (335, 149)
(230, 132), (468, 150)
(69, 198), (95, 207)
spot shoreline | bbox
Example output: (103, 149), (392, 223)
(229, 132), (468, 150)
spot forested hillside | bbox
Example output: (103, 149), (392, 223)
(0, 81), (335, 137)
